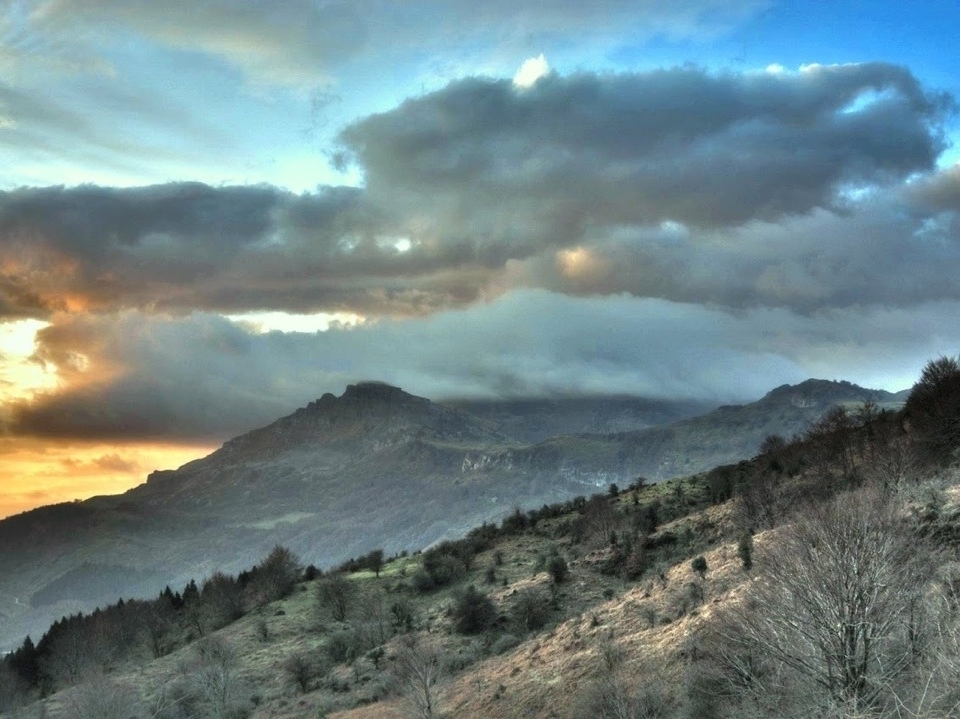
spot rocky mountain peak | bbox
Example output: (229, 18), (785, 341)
(760, 378), (893, 409)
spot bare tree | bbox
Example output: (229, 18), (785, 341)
(576, 638), (673, 719)
(283, 651), (316, 694)
(0, 661), (30, 713)
(65, 672), (140, 719)
(392, 636), (445, 719)
(317, 573), (355, 623)
(39, 619), (95, 689)
(862, 430), (920, 492)
(199, 572), (245, 632)
(184, 636), (246, 719)
(715, 488), (934, 716)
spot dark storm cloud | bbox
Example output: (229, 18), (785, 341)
(1, 63), (953, 322)
(341, 64), (947, 241)
(0, 182), (399, 316)
(11, 291), (960, 441)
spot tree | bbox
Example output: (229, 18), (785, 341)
(38, 615), (96, 689)
(0, 661), (30, 714)
(65, 672), (140, 719)
(905, 354), (960, 464)
(392, 636), (445, 719)
(283, 651), (317, 694)
(249, 545), (302, 606)
(452, 585), (497, 635)
(139, 599), (176, 659)
(186, 636), (246, 719)
(199, 571), (245, 632)
(715, 488), (933, 714)
(365, 548), (385, 578)
(546, 552), (569, 584)
(580, 495), (620, 544)
(737, 532), (753, 572)
(317, 573), (355, 623)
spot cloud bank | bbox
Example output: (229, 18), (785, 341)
(1, 62), (958, 442)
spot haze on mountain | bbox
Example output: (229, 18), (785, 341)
(0, 374), (903, 652)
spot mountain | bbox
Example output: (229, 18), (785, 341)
(593, 378), (905, 480)
(443, 395), (717, 443)
(0, 378), (904, 651)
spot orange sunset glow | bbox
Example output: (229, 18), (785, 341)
(0, 319), (214, 518)
(0, 439), (215, 519)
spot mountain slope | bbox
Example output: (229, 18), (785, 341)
(444, 395), (716, 443)
(0, 378), (902, 651)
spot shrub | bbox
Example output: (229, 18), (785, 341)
(546, 553), (569, 584)
(411, 570), (435, 594)
(737, 533), (753, 571)
(691, 556), (708, 580)
(511, 588), (552, 632)
(452, 586), (497, 635)
(326, 628), (364, 664)
(390, 599), (416, 632)
(622, 546), (647, 581)
(491, 633), (521, 655)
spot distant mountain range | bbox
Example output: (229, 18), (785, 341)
(0, 378), (906, 650)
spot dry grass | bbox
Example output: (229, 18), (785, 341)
(26, 469), (921, 719)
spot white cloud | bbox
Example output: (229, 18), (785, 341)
(10, 290), (955, 441)
(513, 54), (550, 88)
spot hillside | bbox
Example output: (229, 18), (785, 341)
(4, 381), (957, 719)
(0, 378), (902, 652)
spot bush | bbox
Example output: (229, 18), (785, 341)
(491, 633), (521, 655)
(410, 569), (435, 594)
(421, 552), (464, 589)
(737, 533), (753, 571)
(691, 556), (708, 579)
(326, 628), (364, 664)
(546, 553), (569, 584)
(452, 586), (497, 635)
(511, 588), (552, 632)
(390, 599), (416, 632)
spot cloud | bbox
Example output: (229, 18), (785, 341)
(513, 54), (551, 88)
(2, 64), (949, 320)
(59, 453), (140, 474)
(22, 0), (768, 87)
(8, 291), (957, 442)
(0, 64), (960, 324)
(341, 63), (947, 235)
(0, 60), (958, 449)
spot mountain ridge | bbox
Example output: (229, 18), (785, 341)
(0, 376), (905, 651)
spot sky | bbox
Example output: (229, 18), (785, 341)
(1, 0), (960, 517)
